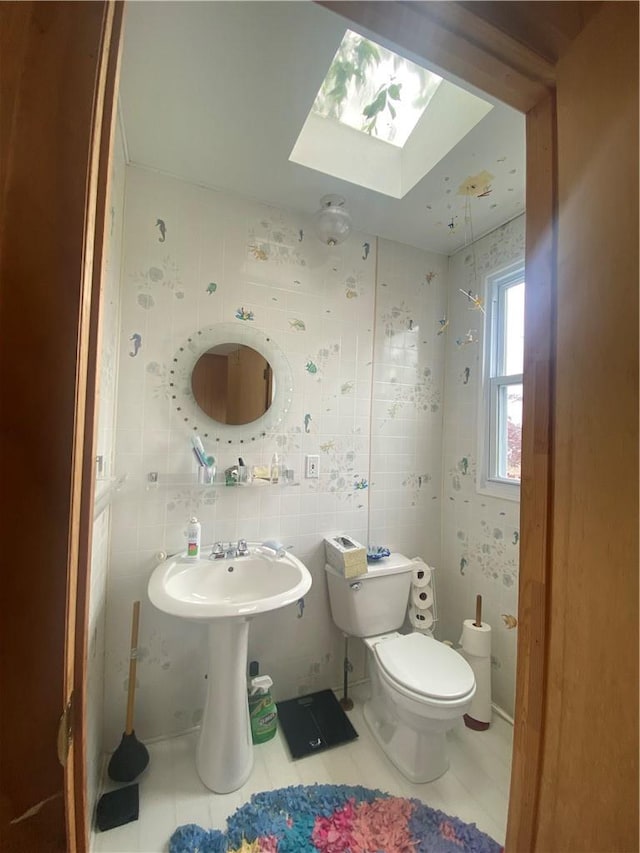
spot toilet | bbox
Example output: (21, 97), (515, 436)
(324, 554), (475, 783)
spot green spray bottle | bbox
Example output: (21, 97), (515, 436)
(248, 674), (277, 744)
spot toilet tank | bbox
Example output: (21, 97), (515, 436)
(324, 553), (414, 637)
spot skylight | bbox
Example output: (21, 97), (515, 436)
(312, 30), (443, 148)
(290, 31), (494, 199)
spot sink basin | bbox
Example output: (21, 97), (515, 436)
(147, 545), (312, 794)
(148, 550), (311, 620)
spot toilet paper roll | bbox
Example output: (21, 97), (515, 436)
(459, 618), (492, 658)
(411, 585), (434, 610)
(409, 605), (434, 631)
(411, 561), (431, 587)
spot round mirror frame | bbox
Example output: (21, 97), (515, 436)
(169, 323), (294, 445)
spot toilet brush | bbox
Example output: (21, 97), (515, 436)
(108, 601), (149, 782)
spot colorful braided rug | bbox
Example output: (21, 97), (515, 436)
(169, 783), (503, 853)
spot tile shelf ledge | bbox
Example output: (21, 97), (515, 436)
(144, 472), (300, 490)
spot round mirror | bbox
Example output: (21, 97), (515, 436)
(191, 343), (274, 425)
(168, 324), (293, 445)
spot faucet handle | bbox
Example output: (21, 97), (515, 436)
(210, 541), (225, 559)
(237, 538), (249, 556)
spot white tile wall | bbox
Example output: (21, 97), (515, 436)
(371, 239), (448, 565)
(440, 215), (525, 715)
(104, 167), (450, 749)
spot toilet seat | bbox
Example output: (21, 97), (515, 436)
(373, 633), (475, 705)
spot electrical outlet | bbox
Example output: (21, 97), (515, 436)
(305, 455), (319, 478)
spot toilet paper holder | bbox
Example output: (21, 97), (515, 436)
(409, 561), (438, 634)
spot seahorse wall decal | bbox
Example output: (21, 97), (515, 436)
(156, 218), (166, 242)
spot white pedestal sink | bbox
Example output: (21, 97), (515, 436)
(148, 546), (312, 793)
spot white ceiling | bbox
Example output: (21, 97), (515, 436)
(119, 1), (525, 256)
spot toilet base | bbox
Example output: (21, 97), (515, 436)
(363, 697), (449, 783)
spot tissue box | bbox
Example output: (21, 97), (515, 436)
(324, 535), (368, 578)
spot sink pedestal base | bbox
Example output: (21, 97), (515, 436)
(196, 619), (253, 792)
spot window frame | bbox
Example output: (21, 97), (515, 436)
(477, 261), (524, 502)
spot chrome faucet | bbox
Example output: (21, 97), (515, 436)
(211, 540), (250, 559)
(210, 542), (225, 560)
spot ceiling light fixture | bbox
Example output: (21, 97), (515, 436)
(313, 194), (352, 246)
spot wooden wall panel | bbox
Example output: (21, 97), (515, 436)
(534, 4), (639, 850)
(0, 2), (122, 849)
(458, 2), (601, 64)
(0, 2), (32, 215)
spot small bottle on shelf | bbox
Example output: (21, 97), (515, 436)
(270, 453), (280, 484)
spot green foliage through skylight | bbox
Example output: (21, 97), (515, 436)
(313, 31), (443, 147)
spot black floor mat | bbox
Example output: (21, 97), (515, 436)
(276, 689), (358, 759)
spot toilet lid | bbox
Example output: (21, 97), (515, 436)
(375, 633), (475, 701)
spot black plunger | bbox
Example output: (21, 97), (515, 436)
(108, 601), (149, 782)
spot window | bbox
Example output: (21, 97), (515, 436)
(478, 263), (524, 500)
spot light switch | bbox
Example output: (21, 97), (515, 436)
(305, 455), (319, 478)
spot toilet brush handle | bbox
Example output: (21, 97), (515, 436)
(474, 594), (482, 627)
(125, 601), (141, 735)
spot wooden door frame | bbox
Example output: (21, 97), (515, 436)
(318, 3), (561, 850)
(0, 2), (123, 850)
(68, 3), (125, 849)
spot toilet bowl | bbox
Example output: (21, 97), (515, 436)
(363, 632), (475, 782)
(324, 555), (476, 783)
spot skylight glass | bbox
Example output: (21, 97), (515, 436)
(312, 30), (443, 148)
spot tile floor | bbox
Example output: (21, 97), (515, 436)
(92, 690), (512, 852)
